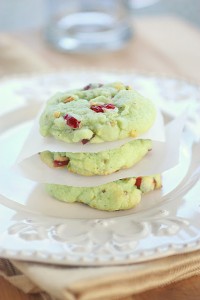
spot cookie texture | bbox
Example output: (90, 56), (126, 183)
(40, 139), (152, 176)
(46, 175), (161, 211)
(39, 82), (156, 143)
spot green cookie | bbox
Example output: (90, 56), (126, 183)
(40, 139), (152, 176)
(46, 175), (162, 211)
(39, 82), (156, 143)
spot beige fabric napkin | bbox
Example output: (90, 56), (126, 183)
(0, 250), (200, 300)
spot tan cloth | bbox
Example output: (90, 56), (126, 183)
(0, 250), (200, 300)
(0, 259), (51, 300)
(0, 15), (200, 300)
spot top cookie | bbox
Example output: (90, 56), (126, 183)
(39, 82), (156, 143)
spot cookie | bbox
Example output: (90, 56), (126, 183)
(39, 82), (156, 143)
(40, 139), (152, 176)
(46, 175), (162, 211)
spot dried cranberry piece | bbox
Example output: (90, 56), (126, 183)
(90, 103), (116, 113)
(90, 105), (104, 113)
(103, 104), (115, 109)
(81, 139), (90, 144)
(53, 159), (69, 167)
(83, 84), (92, 90)
(63, 114), (81, 129)
(83, 83), (103, 90)
(81, 133), (95, 144)
(135, 177), (142, 189)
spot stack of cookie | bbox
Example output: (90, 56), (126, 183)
(39, 82), (162, 211)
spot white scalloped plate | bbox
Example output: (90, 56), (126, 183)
(0, 71), (200, 266)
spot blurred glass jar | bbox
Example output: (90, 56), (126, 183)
(45, 0), (133, 53)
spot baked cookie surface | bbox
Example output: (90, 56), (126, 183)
(40, 139), (152, 176)
(39, 82), (156, 143)
(46, 175), (161, 211)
